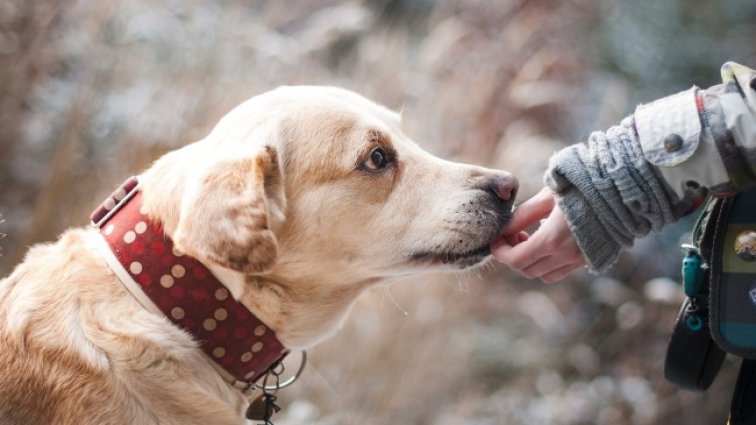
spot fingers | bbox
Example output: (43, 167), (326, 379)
(500, 231), (529, 247)
(493, 209), (563, 270)
(493, 232), (562, 273)
(503, 187), (555, 234)
(490, 187), (553, 250)
(520, 252), (585, 280)
(492, 199), (587, 283)
(494, 238), (584, 282)
(491, 241), (540, 271)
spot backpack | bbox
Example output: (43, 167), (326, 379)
(665, 186), (756, 424)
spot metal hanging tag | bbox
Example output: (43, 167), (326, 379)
(245, 351), (307, 424)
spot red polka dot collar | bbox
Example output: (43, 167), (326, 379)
(91, 177), (288, 390)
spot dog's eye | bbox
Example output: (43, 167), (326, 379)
(365, 147), (389, 171)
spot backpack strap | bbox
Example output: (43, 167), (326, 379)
(730, 359), (756, 425)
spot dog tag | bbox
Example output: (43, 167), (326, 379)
(246, 393), (281, 423)
(246, 395), (268, 421)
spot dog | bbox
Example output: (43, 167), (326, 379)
(0, 86), (517, 425)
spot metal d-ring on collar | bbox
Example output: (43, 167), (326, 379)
(256, 350), (308, 391)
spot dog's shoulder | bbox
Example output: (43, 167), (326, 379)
(0, 228), (247, 424)
(0, 229), (118, 424)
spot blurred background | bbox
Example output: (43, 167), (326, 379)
(1, 0), (755, 423)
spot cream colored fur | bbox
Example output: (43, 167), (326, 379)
(0, 86), (515, 425)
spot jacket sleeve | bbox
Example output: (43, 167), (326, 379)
(544, 62), (756, 272)
(634, 62), (756, 198)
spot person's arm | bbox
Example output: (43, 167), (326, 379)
(494, 62), (756, 276)
(634, 62), (756, 198)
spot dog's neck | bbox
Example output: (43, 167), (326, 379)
(200, 260), (375, 349)
(239, 273), (376, 349)
(92, 179), (290, 388)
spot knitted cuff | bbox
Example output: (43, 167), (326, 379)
(544, 122), (683, 273)
(555, 186), (622, 273)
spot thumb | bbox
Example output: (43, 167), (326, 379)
(503, 187), (555, 234)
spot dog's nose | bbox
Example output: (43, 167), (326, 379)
(487, 173), (519, 203)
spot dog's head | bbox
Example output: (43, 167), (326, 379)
(142, 86), (517, 287)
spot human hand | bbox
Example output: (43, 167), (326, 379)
(491, 187), (587, 283)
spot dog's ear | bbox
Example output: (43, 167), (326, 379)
(173, 146), (285, 274)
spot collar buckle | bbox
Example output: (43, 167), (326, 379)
(90, 176), (140, 228)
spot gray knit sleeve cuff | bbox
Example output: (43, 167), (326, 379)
(545, 120), (684, 273)
(555, 187), (622, 272)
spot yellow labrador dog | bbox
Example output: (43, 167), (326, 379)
(0, 86), (517, 425)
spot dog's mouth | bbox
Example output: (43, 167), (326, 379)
(408, 202), (512, 269)
(409, 244), (492, 269)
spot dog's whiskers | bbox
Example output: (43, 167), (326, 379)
(382, 287), (409, 316)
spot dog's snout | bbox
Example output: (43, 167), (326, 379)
(487, 173), (519, 203)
